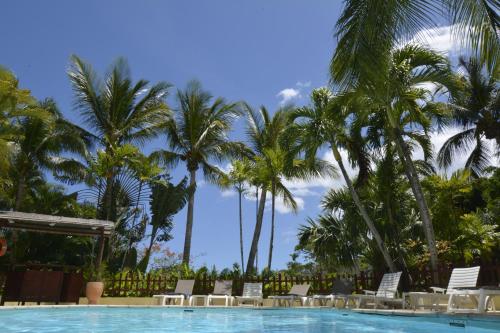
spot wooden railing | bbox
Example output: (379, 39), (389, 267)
(104, 261), (500, 297)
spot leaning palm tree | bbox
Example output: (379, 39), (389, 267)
(243, 104), (331, 273)
(438, 56), (499, 177)
(330, 0), (499, 89)
(355, 45), (457, 282)
(290, 87), (397, 272)
(10, 98), (91, 210)
(67, 55), (171, 221)
(153, 80), (243, 265)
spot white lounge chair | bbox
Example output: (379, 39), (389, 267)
(408, 266), (480, 311)
(270, 283), (310, 307)
(309, 278), (353, 307)
(235, 283), (263, 307)
(348, 272), (403, 309)
(207, 280), (234, 306)
(153, 279), (195, 306)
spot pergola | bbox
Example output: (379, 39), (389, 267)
(0, 211), (114, 268)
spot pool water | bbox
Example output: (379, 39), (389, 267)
(1, 307), (499, 333)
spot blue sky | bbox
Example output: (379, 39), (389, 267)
(2, 1), (483, 270)
(2, 0), (345, 270)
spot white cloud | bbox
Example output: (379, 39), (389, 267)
(276, 88), (301, 105)
(407, 25), (460, 60)
(411, 127), (499, 175)
(276, 80), (313, 105)
(220, 189), (236, 198)
(296, 81), (311, 88)
(275, 196), (305, 214)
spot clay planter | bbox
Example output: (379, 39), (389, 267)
(86, 281), (104, 305)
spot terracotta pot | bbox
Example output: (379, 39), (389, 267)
(86, 281), (104, 305)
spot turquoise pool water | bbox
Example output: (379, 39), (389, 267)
(1, 307), (499, 332)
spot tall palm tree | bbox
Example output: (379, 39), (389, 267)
(11, 98), (91, 210)
(330, 0), (499, 89)
(243, 105), (283, 274)
(153, 80), (243, 265)
(67, 55), (171, 221)
(290, 87), (397, 272)
(221, 159), (252, 273)
(243, 104), (331, 273)
(355, 45), (457, 282)
(438, 56), (499, 177)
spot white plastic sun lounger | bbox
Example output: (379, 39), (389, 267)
(270, 283), (310, 307)
(408, 266), (480, 311)
(348, 272), (403, 309)
(235, 283), (263, 307)
(207, 280), (234, 307)
(153, 279), (195, 306)
(309, 278), (353, 307)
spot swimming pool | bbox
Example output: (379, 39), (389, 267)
(1, 307), (499, 332)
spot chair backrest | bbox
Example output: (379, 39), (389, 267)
(288, 283), (310, 296)
(376, 272), (402, 298)
(213, 280), (233, 296)
(331, 278), (353, 295)
(174, 279), (195, 295)
(241, 283), (263, 297)
(447, 266), (480, 293)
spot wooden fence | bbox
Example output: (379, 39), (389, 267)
(103, 261), (500, 297)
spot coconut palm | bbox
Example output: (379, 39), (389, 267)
(220, 159), (252, 273)
(330, 0), (499, 88)
(67, 55), (171, 221)
(10, 98), (91, 210)
(243, 104), (331, 273)
(290, 87), (397, 272)
(353, 45), (457, 282)
(438, 57), (500, 177)
(153, 80), (243, 265)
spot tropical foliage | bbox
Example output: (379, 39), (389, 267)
(0, 1), (498, 281)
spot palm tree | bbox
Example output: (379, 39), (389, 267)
(67, 55), (171, 221)
(221, 159), (252, 273)
(10, 98), (91, 210)
(330, 0), (499, 89)
(355, 45), (457, 282)
(290, 87), (397, 272)
(243, 105), (281, 274)
(243, 104), (331, 273)
(438, 56), (499, 177)
(153, 80), (243, 265)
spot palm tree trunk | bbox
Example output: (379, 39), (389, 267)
(331, 145), (397, 272)
(393, 133), (439, 283)
(246, 188), (267, 274)
(238, 188), (245, 274)
(267, 183), (276, 271)
(255, 187), (259, 272)
(182, 169), (197, 265)
(14, 176), (26, 210)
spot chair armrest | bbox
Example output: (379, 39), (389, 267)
(430, 287), (446, 293)
(364, 290), (376, 295)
